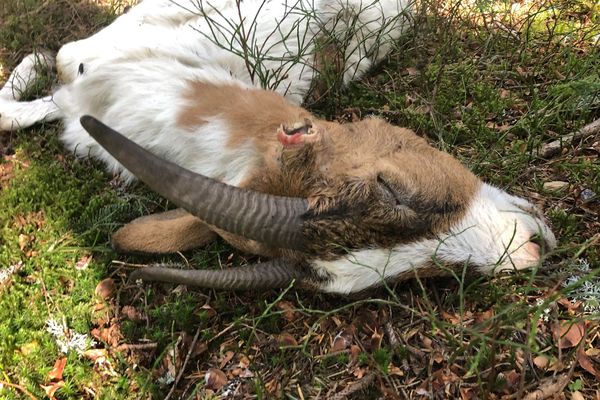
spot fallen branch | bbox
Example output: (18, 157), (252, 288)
(330, 373), (375, 400)
(115, 342), (158, 352)
(537, 117), (600, 158)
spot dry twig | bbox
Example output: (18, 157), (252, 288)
(0, 380), (38, 400)
(330, 373), (376, 400)
(164, 327), (202, 400)
(537, 117), (600, 158)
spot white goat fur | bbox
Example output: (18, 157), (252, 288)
(0, 0), (557, 294)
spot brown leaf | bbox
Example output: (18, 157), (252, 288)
(276, 300), (297, 322)
(533, 355), (549, 370)
(371, 329), (382, 350)
(238, 355), (250, 369)
(332, 333), (351, 353)
(405, 67), (419, 76)
(504, 369), (520, 390)
(352, 366), (365, 379)
(571, 391), (585, 400)
(121, 305), (143, 322)
(41, 381), (64, 400)
(205, 368), (227, 390)
(577, 346), (600, 379)
(219, 351), (235, 369)
(277, 332), (298, 347)
(18, 234), (32, 251)
(84, 349), (108, 363)
(48, 357), (67, 381)
(95, 278), (116, 299)
(442, 311), (461, 325)
(554, 321), (585, 349)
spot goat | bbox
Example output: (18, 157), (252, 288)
(1, 0), (556, 294)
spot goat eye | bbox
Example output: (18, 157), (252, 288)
(376, 175), (402, 206)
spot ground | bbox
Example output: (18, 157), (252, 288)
(0, 0), (599, 399)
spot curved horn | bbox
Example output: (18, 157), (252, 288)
(80, 116), (308, 250)
(129, 259), (306, 290)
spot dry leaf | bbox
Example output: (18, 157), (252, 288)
(205, 368), (227, 390)
(121, 305), (143, 321)
(371, 330), (382, 350)
(406, 67), (419, 76)
(571, 391), (585, 400)
(352, 366), (365, 379)
(276, 300), (297, 322)
(544, 181), (569, 192)
(577, 346), (600, 379)
(219, 351), (235, 369)
(533, 355), (549, 369)
(238, 355), (250, 369)
(41, 381), (65, 400)
(95, 278), (116, 299)
(332, 332), (351, 352)
(277, 332), (298, 347)
(554, 321), (585, 349)
(84, 349), (108, 363)
(442, 311), (461, 325)
(48, 357), (67, 381)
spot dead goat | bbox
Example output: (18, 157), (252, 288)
(79, 78), (556, 294)
(0, 0), (556, 293)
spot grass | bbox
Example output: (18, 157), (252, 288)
(1, 0), (599, 399)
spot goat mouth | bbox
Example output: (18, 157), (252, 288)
(277, 120), (319, 146)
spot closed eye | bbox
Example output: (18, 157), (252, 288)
(377, 174), (403, 207)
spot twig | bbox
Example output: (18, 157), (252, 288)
(537, 117), (600, 158)
(164, 326), (202, 400)
(0, 380), (38, 400)
(330, 373), (375, 400)
(115, 342), (158, 352)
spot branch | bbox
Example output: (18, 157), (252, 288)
(536, 117), (600, 158)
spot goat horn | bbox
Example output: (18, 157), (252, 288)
(80, 115), (308, 250)
(129, 259), (306, 290)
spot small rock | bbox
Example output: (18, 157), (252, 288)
(543, 181), (569, 191)
(580, 188), (596, 202)
(95, 278), (116, 299)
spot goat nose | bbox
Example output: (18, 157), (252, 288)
(524, 241), (541, 259)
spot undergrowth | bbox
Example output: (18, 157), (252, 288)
(0, 0), (599, 399)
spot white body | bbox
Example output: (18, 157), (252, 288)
(0, 0), (557, 294)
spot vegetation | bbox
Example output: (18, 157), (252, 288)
(0, 0), (598, 398)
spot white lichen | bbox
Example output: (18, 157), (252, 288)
(563, 258), (600, 314)
(46, 317), (94, 355)
(0, 261), (23, 285)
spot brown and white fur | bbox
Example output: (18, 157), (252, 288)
(0, 0), (556, 294)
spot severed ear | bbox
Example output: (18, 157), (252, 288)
(111, 208), (216, 254)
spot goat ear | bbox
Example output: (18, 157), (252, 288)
(111, 209), (216, 254)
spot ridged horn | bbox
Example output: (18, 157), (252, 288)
(129, 259), (306, 290)
(80, 116), (308, 250)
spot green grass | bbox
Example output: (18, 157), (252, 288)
(1, 0), (599, 399)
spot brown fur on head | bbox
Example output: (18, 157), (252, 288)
(242, 116), (480, 258)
